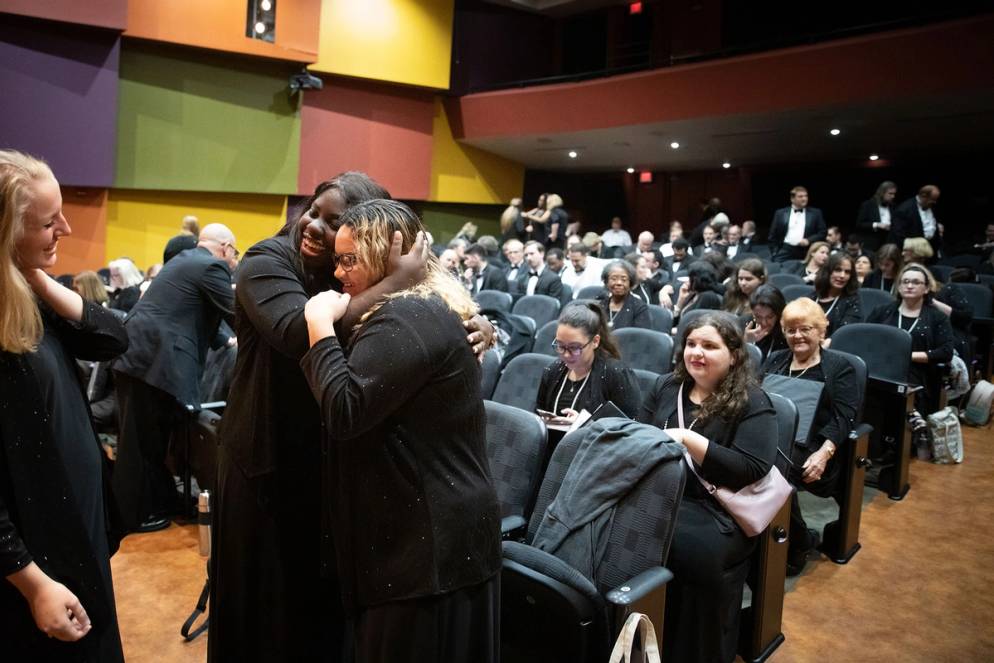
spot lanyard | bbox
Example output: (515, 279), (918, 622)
(555, 370), (590, 413)
(898, 311), (919, 334)
(821, 296), (839, 318)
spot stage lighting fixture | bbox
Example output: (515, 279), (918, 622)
(247, 0), (276, 43)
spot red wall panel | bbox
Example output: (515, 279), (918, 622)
(298, 78), (435, 199)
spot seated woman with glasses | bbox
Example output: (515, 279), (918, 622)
(866, 263), (954, 439)
(300, 199), (501, 662)
(536, 301), (641, 422)
(762, 298), (860, 576)
(809, 251), (862, 340)
(597, 259), (652, 330)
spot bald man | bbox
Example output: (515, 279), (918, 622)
(113, 223), (238, 532)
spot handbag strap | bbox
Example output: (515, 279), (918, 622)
(609, 613), (661, 663)
(677, 383), (717, 495)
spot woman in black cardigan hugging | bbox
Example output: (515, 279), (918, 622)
(638, 312), (777, 663)
(536, 301), (641, 421)
(866, 263), (954, 438)
(763, 298), (860, 575)
(597, 259), (651, 330)
(809, 251), (862, 341)
(301, 199), (501, 662)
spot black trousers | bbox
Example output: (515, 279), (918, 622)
(787, 443), (841, 551)
(111, 372), (182, 530)
(772, 243), (805, 262)
(353, 574), (500, 663)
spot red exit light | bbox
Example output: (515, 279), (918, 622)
(639, 171), (653, 183)
(630, 2), (643, 15)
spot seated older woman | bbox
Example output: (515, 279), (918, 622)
(809, 251), (862, 339)
(866, 263), (954, 441)
(638, 312), (777, 663)
(301, 199), (501, 662)
(762, 298), (860, 576)
(536, 301), (641, 421)
(597, 259), (651, 330)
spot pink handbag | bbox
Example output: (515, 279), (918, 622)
(677, 384), (792, 537)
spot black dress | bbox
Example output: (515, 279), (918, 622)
(301, 294), (502, 663)
(637, 375), (777, 663)
(536, 354), (641, 418)
(598, 292), (651, 330)
(0, 301), (127, 662)
(809, 292), (862, 337)
(209, 235), (345, 662)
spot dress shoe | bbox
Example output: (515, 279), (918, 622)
(786, 528), (821, 577)
(135, 516), (170, 533)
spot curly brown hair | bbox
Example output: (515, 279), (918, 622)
(673, 311), (755, 422)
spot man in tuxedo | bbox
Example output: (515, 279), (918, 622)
(854, 181), (897, 251)
(693, 223), (727, 257)
(826, 226), (844, 253)
(463, 243), (507, 295)
(517, 240), (563, 300)
(768, 186), (827, 262)
(724, 224), (745, 259)
(546, 248), (567, 277)
(663, 238), (696, 274)
(502, 239), (526, 293)
(112, 224), (238, 532)
(636, 231), (656, 253)
(741, 220), (758, 250)
(890, 185), (943, 257)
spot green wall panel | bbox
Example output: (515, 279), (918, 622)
(115, 42), (301, 194)
(413, 201), (503, 245)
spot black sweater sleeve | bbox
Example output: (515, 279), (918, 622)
(700, 390), (778, 491)
(925, 309), (955, 364)
(605, 362), (642, 418)
(48, 300), (129, 362)
(816, 355), (859, 447)
(630, 297), (652, 330)
(237, 247), (312, 360)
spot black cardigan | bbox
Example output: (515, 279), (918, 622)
(301, 294), (501, 612)
(598, 292), (651, 330)
(762, 349), (860, 449)
(637, 374), (777, 532)
(808, 292), (862, 337)
(536, 354), (641, 418)
(0, 301), (127, 647)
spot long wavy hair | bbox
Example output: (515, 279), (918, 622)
(557, 300), (620, 360)
(814, 252), (858, 297)
(674, 311), (754, 422)
(723, 257), (766, 314)
(341, 199), (477, 331)
(0, 150), (52, 354)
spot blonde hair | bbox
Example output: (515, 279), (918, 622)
(342, 200), (477, 331)
(804, 241), (831, 266)
(902, 237), (933, 261)
(0, 150), (54, 353)
(781, 297), (828, 335)
(73, 271), (109, 305)
(545, 193), (563, 210)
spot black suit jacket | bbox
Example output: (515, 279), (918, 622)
(890, 197), (941, 256)
(663, 255), (696, 275)
(113, 247), (234, 408)
(516, 266), (563, 300)
(768, 207), (826, 255)
(472, 263), (508, 295)
(693, 243), (727, 258)
(854, 199), (891, 251)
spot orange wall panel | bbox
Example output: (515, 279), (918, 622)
(298, 77), (434, 199)
(0, 0), (126, 30)
(59, 187), (109, 274)
(125, 0), (320, 63)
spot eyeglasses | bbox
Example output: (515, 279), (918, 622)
(334, 253), (358, 272)
(784, 326), (816, 337)
(606, 275), (630, 284)
(900, 278), (926, 286)
(551, 339), (593, 356)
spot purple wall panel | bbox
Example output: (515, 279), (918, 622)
(0, 16), (119, 187)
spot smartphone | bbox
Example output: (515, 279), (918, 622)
(536, 409), (559, 419)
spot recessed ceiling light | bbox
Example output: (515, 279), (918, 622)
(670, 142), (680, 149)
(869, 154), (879, 161)
(626, 167), (635, 174)
(722, 162), (731, 169)
(254, 21), (267, 34)
(261, 0), (273, 11)
(568, 150), (578, 159)
(829, 128), (841, 136)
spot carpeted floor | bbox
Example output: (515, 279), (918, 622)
(110, 422), (994, 662)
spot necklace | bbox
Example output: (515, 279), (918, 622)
(555, 370), (590, 412)
(898, 310), (920, 334)
(820, 296), (840, 317)
(608, 305), (621, 328)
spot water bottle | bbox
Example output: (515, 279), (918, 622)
(198, 490), (211, 557)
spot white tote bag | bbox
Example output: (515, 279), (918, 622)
(608, 613), (661, 663)
(927, 406), (964, 464)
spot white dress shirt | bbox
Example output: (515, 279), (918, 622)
(877, 205), (891, 229)
(526, 264), (545, 296)
(919, 206), (937, 239)
(785, 208), (806, 245)
(601, 229), (633, 248)
(561, 257), (609, 294)
(726, 243), (739, 259)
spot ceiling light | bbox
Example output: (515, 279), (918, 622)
(261, 0), (273, 10)
(670, 142), (680, 149)
(722, 162), (731, 169)
(255, 21), (267, 34)
(829, 128), (841, 136)
(568, 150), (578, 159)
(626, 167), (635, 174)
(869, 154), (879, 161)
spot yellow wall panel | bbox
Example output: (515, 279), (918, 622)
(429, 99), (524, 205)
(312, 0), (454, 89)
(106, 190), (288, 269)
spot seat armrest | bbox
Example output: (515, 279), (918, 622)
(867, 376), (921, 396)
(850, 423), (873, 439)
(605, 567), (674, 607)
(501, 515), (527, 540)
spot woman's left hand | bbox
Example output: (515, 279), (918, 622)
(385, 230), (429, 287)
(801, 449), (830, 483)
(464, 315), (496, 361)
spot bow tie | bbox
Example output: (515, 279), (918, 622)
(529, 271), (539, 277)
(792, 208), (804, 214)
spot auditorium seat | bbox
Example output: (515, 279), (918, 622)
(930, 265), (954, 283)
(576, 285), (606, 300)
(480, 349), (501, 399)
(731, 252), (762, 264)
(513, 294), (562, 328)
(647, 304), (673, 334)
(781, 284), (815, 302)
(857, 288), (894, 320)
(768, 273), (805, 289)
(483, 400), (548, 539)
(500, 424), (686, 663)
(491, 353), (556, 413)
(746, 343), (764, 379)
(613, 328), (673, 374)
(533, 320), (559, 358)
(632, 368), (662, 400)
(477, 289), (513, 313)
